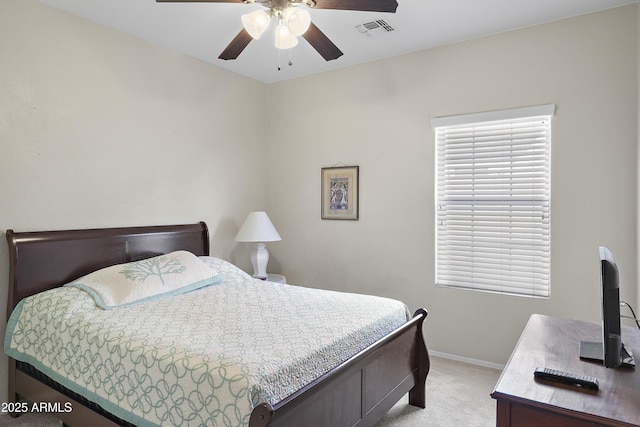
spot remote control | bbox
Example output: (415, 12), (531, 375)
(534, 367), (599, 390)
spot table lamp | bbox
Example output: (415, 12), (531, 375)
(235, 211), (282, 279)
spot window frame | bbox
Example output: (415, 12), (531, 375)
(431, 104), (555, 298)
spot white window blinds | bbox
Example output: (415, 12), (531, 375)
(432, 105), (555, 297)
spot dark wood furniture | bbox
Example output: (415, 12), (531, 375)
(491, 314), (640, 427)
(6, 222), (430, 427)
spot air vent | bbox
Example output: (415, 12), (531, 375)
(355, 19), (396, 38)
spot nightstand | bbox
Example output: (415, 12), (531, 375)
(266, 274), (286, 284)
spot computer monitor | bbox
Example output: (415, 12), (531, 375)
(579, 246), (634, 368)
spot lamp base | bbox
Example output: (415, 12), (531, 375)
(250, 243), (269, 279)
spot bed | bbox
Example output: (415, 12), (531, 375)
(4, 222), (430, 427)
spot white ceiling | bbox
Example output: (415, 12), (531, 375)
(38, 0), (637, 83)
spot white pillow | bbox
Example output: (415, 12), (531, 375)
(199, 256), (253, 282)
(65, 251), (221, 309)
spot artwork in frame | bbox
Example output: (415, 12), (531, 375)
(321, 166), (359, 220)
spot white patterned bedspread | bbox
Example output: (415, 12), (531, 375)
(5, 257), (410, 427)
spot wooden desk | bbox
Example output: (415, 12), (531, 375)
(491, 314), (640, 427)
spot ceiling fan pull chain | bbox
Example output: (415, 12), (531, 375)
(277, 44), (282, 71)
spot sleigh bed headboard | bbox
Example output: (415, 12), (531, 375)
(5, 222), (209, 319)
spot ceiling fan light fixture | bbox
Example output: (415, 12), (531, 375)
(274, 23), (298, 49)
(283, 7), (311, 37)
(241, 9), (271, 39)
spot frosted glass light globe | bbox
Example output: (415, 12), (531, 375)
(241, 10), (270, 39)
(275, 24), (298, 49)
(283, 7), (311, 37)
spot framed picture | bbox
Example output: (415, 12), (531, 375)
(321, 166), (359, 220)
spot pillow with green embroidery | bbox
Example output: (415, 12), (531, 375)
(65, 251), (221, 309)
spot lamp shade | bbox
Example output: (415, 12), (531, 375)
(241, 10), (271, 40)
(235, 212), (282, 242)
(274, 24), (298, 49)
(283, 7), (311, 37)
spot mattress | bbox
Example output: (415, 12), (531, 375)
(5, 256), (410, 427)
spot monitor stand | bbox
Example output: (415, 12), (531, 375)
(579, 341), (635, 368)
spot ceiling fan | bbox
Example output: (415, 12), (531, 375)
(156, 0), (399, 62)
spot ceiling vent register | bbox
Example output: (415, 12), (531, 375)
(355, 19), (396, 37)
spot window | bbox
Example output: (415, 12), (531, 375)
(432, 105), (555, 298)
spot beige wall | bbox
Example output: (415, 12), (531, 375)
(637, 1), (640, 316)
(0, 0), (268, 401)
(266, 5), (638, 366)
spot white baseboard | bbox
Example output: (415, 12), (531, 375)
(429, 350), (504, 371)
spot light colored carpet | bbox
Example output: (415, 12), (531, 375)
(0, 412), (62, 427)
(375, 356), (501, 427)
(0, 356), (501, 426)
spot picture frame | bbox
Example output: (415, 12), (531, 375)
(321, 165), (359, 220)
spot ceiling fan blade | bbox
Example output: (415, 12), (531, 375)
(156, 0), (245, 3)
(313, 0), (398, 13)
(218, 29), (253, 60)
(302, 22), (343, 61)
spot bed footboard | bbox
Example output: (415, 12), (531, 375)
(249, 309), (429, 427)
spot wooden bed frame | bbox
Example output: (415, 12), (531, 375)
(5, 222), (430, 427)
